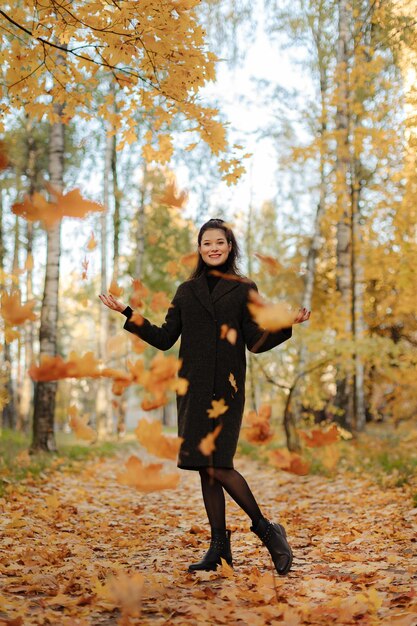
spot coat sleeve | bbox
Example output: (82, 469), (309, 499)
(121, 286), (182, 351)
(242, 281), (292, 354)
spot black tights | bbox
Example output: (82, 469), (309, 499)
(199, 467), (264, 530)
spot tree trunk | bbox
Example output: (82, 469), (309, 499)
(111, 127), (127, 437)
(0, 189), (16, 430)
(245, 194), (257, 411)
(334, 0), (354, 430)
(31, 104), (64, 452)
(18, 127), (36, 432)
(134, 162), (148, 279)
(96, 127), (113, 438)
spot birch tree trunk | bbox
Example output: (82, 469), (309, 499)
(0, 189), (16, 430)
(334, 0), (354, 429)
(134, 162), (148, 279)
(111, 129), (127, 437)
(18, 127), (36, 432)
(96, 128), (113, 438)
(351, 177), (366, 430)
(31, 104), (64, 452)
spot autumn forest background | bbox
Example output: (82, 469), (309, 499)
(0, 1), (416, 625)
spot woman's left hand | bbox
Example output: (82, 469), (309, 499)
(293, 307), (311, 324)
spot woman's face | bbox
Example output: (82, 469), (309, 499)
(198, 228), (232, 267)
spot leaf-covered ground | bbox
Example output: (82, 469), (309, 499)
(1, 450), (416, 625)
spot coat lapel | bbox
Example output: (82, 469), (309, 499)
(189, 273), (216, 318)
(211, 276), (240, 303)
(189, 272), (241, 318)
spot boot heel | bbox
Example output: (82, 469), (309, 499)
(188, 528), (233, 572)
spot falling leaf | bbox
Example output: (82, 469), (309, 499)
(150, 291), (171, 312)
(243, 404), (274, 444)
(135, 417), (183, 460)
(0, 290), (37, 325)
(267, 448), (310, 475)
(4, 328), (20, 343)
(86, 231), (97, 250)
(141, 394), (168, 411)
(81, 257), (89, 280)
(130, 311), (145, 325)
(107, 571), (145, 618)
(207, 398), (228, 418)
(180, 252), (198, 268)
(68, 405), (96, 441)
(247, 289), (294, 331)
(12, 187), (104, 228)
(117, 455), (179, 492)
(159, 180), (188, 208)
(109, 279), (124, 297)
(130, 335), (147, 354)
(254, 252), (283, 275)
(198, 424), (223, 456)
(229, 372), (238, 393)
(29, 351), (102, 381)
(220, 324), (237, 345)
(298, 423), (340, 447)
(130, 278), (148, 308)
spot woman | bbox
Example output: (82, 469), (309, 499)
(99, 218), (310, 576)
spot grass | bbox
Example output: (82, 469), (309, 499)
(0, 428), (138, 498)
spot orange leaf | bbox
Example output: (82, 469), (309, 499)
(1, 290), (37, 325)
(87, 231), (97, 250)
(131, 311), (145, 325)
(298, 423), (340, 447)
(150, 291), (171, 312)
(117, 455), (179, 492)
(247, 289), (294, 331)
(109, 279), (124, 297)
(4, 328), (20, 343)
(254, 252), (283, 275)
(159, 180), (188, 208)
(130, 278), (149, 308)
(198, 424), (223, 456)
(243, 404), (274, 444)
(267, 448), (310, 475)
(134, 417), (183, 460)
(180, 252), (198, 268)
(228, 372), (238, 393)
(220, 324), (237, 345)
(207, 398), (228, 418)
(12, 188), (104, 228)
(68, 405), (96, 441)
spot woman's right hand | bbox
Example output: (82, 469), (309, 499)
(98, 293), (127, 313)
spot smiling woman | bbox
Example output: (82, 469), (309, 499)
(99, 217), (310, 577)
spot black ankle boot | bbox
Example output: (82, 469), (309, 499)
(188, 528), (233, 572)
(251, 517), (293, 575)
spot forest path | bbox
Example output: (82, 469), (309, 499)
(1, 449), (416, 625)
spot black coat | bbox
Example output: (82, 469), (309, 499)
(122, 272), (292, 470)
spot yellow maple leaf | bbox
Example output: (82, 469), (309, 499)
(207, 398), (228, 418)
(68, 405), (96, 441)
(198, 424), (223, 456)
(0, 290), (37, 325)
(117, 455), (179, 492)
(247, 289), (294, 332)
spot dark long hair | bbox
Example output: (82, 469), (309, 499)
(188, 218), (243, 280)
